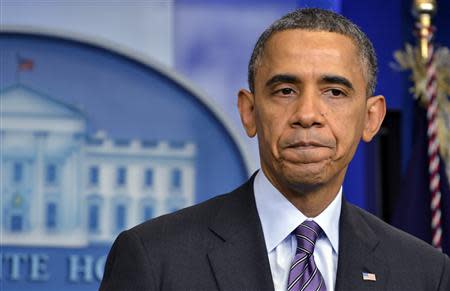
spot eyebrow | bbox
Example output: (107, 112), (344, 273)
(265, 74), (299, 88)
(321, 75), (354, 91)
(264, 74), (354, 92)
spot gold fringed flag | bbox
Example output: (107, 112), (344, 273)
(391, 0), (450, 253)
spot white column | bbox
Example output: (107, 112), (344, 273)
(129, 164), (142, 227)
(72, 145), (82, 232)
(77, 138), (86, 234)
(33, 132), (47, 234)
(184, 164), (196, 207)
(100, 164), (112, 241)
(155, 164), (169, 216)
(65, 149), (78, 232)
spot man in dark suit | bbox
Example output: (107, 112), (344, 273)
(100, 8), (450, 291)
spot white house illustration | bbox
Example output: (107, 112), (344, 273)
(0, 85), (196, 247)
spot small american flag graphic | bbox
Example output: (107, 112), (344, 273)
(18, 58), (34, 71)
(362, 272), (376, 281)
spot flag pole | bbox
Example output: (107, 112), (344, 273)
(412, 0), (443, 250)
(413, 0), (435, 60)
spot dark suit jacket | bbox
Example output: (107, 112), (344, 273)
(100, 177), (450, 291)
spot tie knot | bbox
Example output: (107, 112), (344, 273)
(294, 220), (322, 254)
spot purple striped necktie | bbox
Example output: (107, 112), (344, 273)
(287, 220), (326, 291)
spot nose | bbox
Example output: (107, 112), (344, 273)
(289, 89), (324, 128)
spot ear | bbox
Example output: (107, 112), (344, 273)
(237, 89), (257, 137)
(362, 95), (386, 142)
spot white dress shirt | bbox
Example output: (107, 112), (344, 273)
(253, 170), (342, 291)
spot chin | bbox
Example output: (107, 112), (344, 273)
(279, 161), (330, 188)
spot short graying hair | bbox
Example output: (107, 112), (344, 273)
(248, 8), (377, 97)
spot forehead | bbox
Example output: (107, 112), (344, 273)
(256, 29), (366, 89)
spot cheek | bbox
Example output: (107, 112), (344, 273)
(255, 107), (286, 157)
(330, 109), (365, 158)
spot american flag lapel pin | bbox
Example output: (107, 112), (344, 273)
(362, 272), (377, 281)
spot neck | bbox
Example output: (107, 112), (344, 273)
(285, 183), (341, 217)
(261, 169), (344, 217)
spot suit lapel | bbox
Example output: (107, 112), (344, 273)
(335, 199), (388, 291)
(207, 176), (274, 291)
(206, 180), (391, 291)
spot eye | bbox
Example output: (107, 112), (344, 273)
(325, 88), (347, 98)
(275, 87), (296, 96)
(331, 89), (342, 96)
(281, 88), (294, 95)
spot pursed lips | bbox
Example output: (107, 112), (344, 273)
(281, 140), (334, 164)
(285, 140), (330, 149)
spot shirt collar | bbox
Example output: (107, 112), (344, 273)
(254, 169), (341, 254)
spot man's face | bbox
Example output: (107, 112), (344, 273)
(238, 29), (385, 194)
